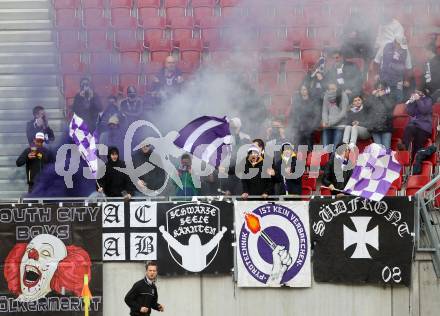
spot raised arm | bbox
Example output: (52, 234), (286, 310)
(159, 225), (184, 252)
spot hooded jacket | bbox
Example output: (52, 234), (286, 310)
(406, 96), (433, 134)
(322, 90), (349, 127)
(365, 93), (395, 133)
(240, 155), (273, 196)
(98, 147), (133, 197)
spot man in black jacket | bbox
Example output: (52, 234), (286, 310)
(16, 132), (51, 192)
(26, 105), (55, 145)
(125, 261), (164, 316)
(132, 144), (167, 195)
(322, 144), (354, 196)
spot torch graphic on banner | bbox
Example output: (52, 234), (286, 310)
(244, 212), (277, 250)
(81, 274), (92, 316)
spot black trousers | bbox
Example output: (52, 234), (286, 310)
(403, 125), (431, 160)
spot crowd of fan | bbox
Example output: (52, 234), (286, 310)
(16, 16), (440, 198)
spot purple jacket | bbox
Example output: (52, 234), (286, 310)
(380, 42), (408, 87)
(406, 96), (433, 133)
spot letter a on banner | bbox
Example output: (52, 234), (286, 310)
(234, 201), (311, 287)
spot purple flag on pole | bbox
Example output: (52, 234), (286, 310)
(344, 143), (402, 201)
(173, 116), (232, 167)
(69, 113), (99, 178)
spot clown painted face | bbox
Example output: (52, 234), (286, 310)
(18, 234), (67, 301)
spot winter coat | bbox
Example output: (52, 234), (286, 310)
(292, 94), (322, 134)
(326, 61), (363, 96)
(132, 148), (167, 192)
(72, 93), (102, 132)
(16, 146), (50, 185)
(95, 104), (120, 136)
(379, 42), (412, 87)
(365, 94), (395, 133)
(424, 54), (440, 100)
(98, 147), (133, 197)
(124, 278), (160, 316)
(322, 91), (349, 127)
(273, 155), (302, 195)
(322, 153), (353, 194)
(406, 96), (433, 134)
(240, 157), (273, 196)
(345, 104), (372, 126)
(26, 120), (55, 145)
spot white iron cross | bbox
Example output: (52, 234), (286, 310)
(343, 217), (379, 259)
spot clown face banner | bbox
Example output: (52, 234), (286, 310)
(235, 201), (311, 287)
(0, 203), (103, 315)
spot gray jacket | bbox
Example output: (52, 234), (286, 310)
(322, 91), (349, 127)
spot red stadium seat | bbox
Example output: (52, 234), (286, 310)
(394, 150), (410, 175)
(143, 61), (163, 75)
(192, 0), (216, 20)
(137, 0), (161, 8)
(120, 51), (141, 72)
(433, 103), (440, 118)
(141, 16), (166, 40)
(177, 60), (198, 74)
(392, 175), (403, 191)
(393, 115), (411, 130)
(62, 74), (82, 98)
(119, 73), (140, 89)
(138, 7), (160, 20)
(147, 39), (172, 63)
(89, 52), (114, 73)
(164, 0), (188, 19)
(386, 186), (398, 196)
(86, 30), (113, 52)
(407, 175), (430, 189)
(110, 0), (134, 8)
(92, 74), (116, 96)
(320, 186), (332, 196)
(57, 30), (85, 52)
(393, 103), (407, 116)
(60, 53), (86, 74)
(200, 16), (223, 45)
(111, 8), (138, 29)
(55, 8), (81, 29)
(302, 174), (317, 190)
(285, 59), (305, 72)
(83, 8), (110, 29)
(115, 29), (142, 52)
(220, 0), (246, 18)
(286, 27), (307, 43)
(301, 186), (313, 196)
(178, 38), (202, 65)
(83, 0), (105, 8)
(54, 0), (80, 9)
(285, 70), (306, 91)
(169, 16), (195, 41)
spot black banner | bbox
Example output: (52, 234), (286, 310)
(0, 203), (103, 315)
(157, 201), (234, 275)
(310, 197), (414, 286)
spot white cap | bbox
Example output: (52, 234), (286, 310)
(35, 132), (45, 140)
(247, 145), (260, 153)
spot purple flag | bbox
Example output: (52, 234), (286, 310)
(69, 113), (99, 178)
(344, 143), (402, 201)
(173, 116), (232, 167)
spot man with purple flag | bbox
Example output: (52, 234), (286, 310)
(173, 116), (232, 168)
(69, 113), (99, 178)
(344, 143), (402, 201)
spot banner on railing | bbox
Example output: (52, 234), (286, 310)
(157, 201), (234, 275)
(102, 201), (234, 275)
(309, 196), (414, 286)
(0, 203), (103, 315)
(235, 201), (311, 287)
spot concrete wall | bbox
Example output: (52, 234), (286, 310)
(104, 257), (440, 316)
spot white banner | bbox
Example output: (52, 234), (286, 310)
(235, 201), (311, 287)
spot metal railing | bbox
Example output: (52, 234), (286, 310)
(5, 188), (440, 278)
(415, 173), (440, 277)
